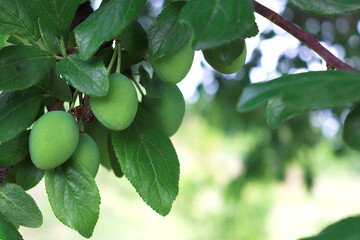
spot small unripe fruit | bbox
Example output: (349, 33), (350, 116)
(144, 83), (185, 136)
(151, 41), (194, 84)
(29, 111), (79, 170)
(70, 133), (100, 178)
(203, 40), (247, 74)
(90, 74), (138, 131)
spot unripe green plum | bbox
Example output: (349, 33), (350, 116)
(29, 111), (79, 170)
(151, 41), (194, 84)
(70, 133), (100, 178)
(144, 83), (185, 136)
(90, 74), (138, 131)
(203, 40), (247, 74)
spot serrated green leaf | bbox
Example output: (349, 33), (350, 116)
(343, 105), (360, 150)
(0, 94), (43, 143)
(107, 134), (123, 178)
(58, 54), (109, 97)
(0, 46), (56, 91)
(38, 19), (62, 55)
(289, 0), (360, 16)
(0, 183), (43, 228)
(74, 0), (147, 60)
(0, 131), (29, 167)
(15, 156), (45, 191)
(0, 213), (23, 240)
(0, 0), (40, 42)
(45, 160), (100, 238)
(29, 0), (82, 37)
(237, 71), (360, 128)
(112, 108), (179, 216)
(299, 216), (360, 240)
(179, 0), (258, 50)
(149, 1), (191, 59)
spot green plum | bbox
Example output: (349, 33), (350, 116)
(29, 111), (79, 170)
(203, 40), (247, 74)
(70, 133), (100, 178)
(144, 83), (185, 136)
(150, 41), (194, 84)
(90, 74), (138, 131)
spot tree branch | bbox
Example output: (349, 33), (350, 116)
(253, 1), (358, 72)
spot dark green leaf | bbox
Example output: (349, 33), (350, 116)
(0, 94), (43, 143)
(0, 131), (29, 167)
(45, 161), (100, 238)
(0, 46), (56, 91)
(38, 19), (62, 55)
(343, 105), (360, 150)
(289, 0), (360, 16)
(238, 71), (360, 128)
(179, 0), (258, 50)
(300, 216), (360, 240)
(139, 66), (160, 98)
(107, 134), (123, 178)
(29, 0), (82, 37)
(15, 156), (45, 191)
(204, 38), (245, 65)
(45, 64), (72, 102)
(0, 213), (23, 240)
(0, 88), (42, 109)
(0, 0), (40, 42)
(149, 1), (191, 59)
(112, 108), (180, 216)
(0, 183), (43, 228)
(58, 54), (109, 97)
(74, 0), (147, 60)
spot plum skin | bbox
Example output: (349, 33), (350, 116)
(90, 74), (138, 131)
(203, 41), (247, 74)
(151, 41), (194, 84)
(70, 133), (100, 178)
(145, 83), (185, 136)
(29, 111), (79, 170)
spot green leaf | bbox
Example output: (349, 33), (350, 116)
(343, 105), (360, 150)
(0, 0), (40, 42)
(29, 0), (82, 37)
(15, 156), (45, 191)
(112, 108), (180, 216)
(0, 88), (42, 109)
(148, 1), (191, 59)
(0, 93), (43, 143)
(38, 19), (62, 55)
(139, 66), (160, 98)
(107, 134), (123, 178)
(289, 0), (360, 16)
(0, 46), (56, 91)
(0, 131), (29, 167)
(0, 183), (43, 228)
(45, 160), (100, 238)
(58, 54), (109, 97)
(299, 216), (360, 240)
(41, 64), (72, 102)
(0, 29), (9, 50)
(179, 0), (258, 50)
(238, 71), (360, 127)
(0, 213), (23, 240)
(74, 0), (147, 60)
(205, 38), (245, 65)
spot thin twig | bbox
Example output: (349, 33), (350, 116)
(253, 1), (358, 72)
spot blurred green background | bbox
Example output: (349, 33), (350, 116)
(20, 0), (360, 239)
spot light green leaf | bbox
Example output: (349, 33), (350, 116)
(149, 1), (191, 59)
(29, 0), (82, 37)
(0, 46), (56, 91)
(0, 93), (43, 143)
(74, 0), (147, 60)
(0, 183), (43, 228)
(179, 0), (258, 50)
(289, 0), (360, 15)
(0, 0), (40, 42)
(45, 161), (100, 238)
(299, 216), (360, 240)
(58, 54), (109, 97)
(237, 71), (360, 128)
(0, 29), (9, 50)
(0, 213), (23, 240)
(112, 108), (180, 216)
(0, 131), (29, 167)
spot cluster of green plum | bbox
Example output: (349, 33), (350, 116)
(28, 38), (247, 175)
